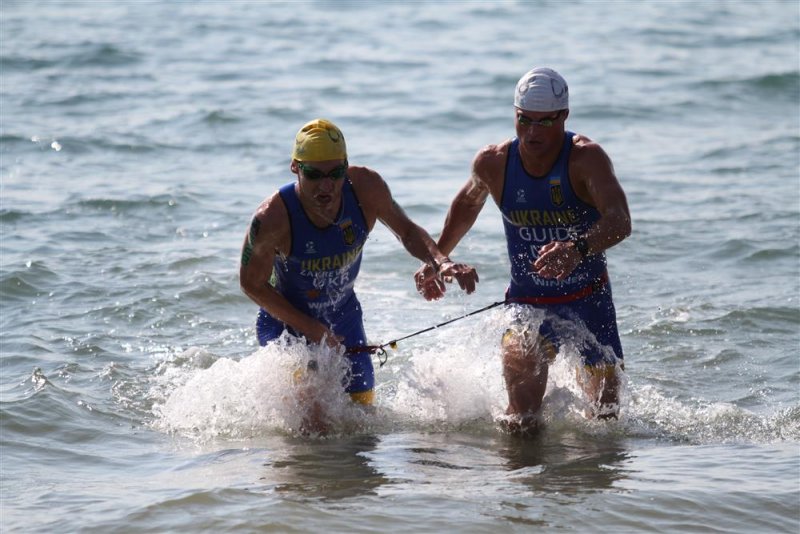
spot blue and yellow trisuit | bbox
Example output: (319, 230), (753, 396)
(501, 132), (624, 367)
(256, 180), (374, 404)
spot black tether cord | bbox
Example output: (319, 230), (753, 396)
(345, 300), (506, 366)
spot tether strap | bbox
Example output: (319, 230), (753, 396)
(344, 272), (608, 366)
(345, 300), (506, 366)
(507, 271), (609, 306)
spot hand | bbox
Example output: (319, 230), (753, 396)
(439, 261), (479, 295)
(321, 330), (345, 351)
(309, 323), (344, 350)
(532, 241), (581, 281)
(415, 263), (446, 301)
(414, 260), (479, 300)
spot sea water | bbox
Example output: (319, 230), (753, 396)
(1, 1), (799, 532)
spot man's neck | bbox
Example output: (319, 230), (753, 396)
(519, 143), (561, 177)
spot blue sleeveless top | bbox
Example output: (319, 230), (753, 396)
(501, 133), (607, 299)
(271, 180), (369, 333)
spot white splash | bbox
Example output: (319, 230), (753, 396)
(150, 335), (369, 440)
(144, 305), (799, 445)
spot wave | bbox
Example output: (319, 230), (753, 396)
(745, 246), (800, 263)
(0, 133), (35, 145)
(714, 306), (800, 333)
(4, 127), (262, 157)
(4, 127), (259, 155)
(1, 365), (139, 445)
(3, 133), (162, 155)
(0, 54), (56, 71)
(702, 238), (798, 263)
(142, 309), (800, 445)
(639, 301), (799, 334)
(626, 385), (800, 444)
(69, 194), (189, 213)
(203, 110), (243, 124)
(702, 70), (799, 91)
(2, 42), (142, 72)
(0, 261), (59, 300)
(0, 208), (31, 223)
(64, 43), (142, 68)
(696, 70), (800, 102)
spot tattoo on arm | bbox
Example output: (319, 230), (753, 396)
(241, 242), (254, 266)
(249, 217), (261, 241)
(240, 217), (261, 267)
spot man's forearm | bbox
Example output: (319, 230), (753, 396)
(581, 208), (632, 256)
(437, 198), (483, 256)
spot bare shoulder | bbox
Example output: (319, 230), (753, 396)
(347, 165), (385, 189)
(571, 132), (613, 169)
(572, 132), (596, 147)
(347, 165), (389, 202)
(569, 132), (625, 207)
(472, 139), (511, 198)
(251, 190), (290, 248)
(254, 190), (287, 222)
(474, 140), (510, 173)
(345, 165), (387, 227)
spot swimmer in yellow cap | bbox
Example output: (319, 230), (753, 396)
(291, 118), (347, 162)
(239, 118), (479, 435)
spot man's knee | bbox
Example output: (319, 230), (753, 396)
(501, 329), (556, 383)
(502, 328), (555, 361)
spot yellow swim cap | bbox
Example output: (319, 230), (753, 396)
(291, 118), (347, 162)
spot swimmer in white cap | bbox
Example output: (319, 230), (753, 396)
(415, 68), (632, 435)
(514, 66), (569, 112)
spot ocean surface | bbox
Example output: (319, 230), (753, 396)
(1, 1), (799, 532)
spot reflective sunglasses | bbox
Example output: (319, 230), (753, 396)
(516, 110), (563, 128)
(297, 161), (348, 181)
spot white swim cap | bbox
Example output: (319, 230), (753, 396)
(514, 67), (569, 112)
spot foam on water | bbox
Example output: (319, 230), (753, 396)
(147, 305), (798, 445)
(150, 335), (364, 439)
(147, 309), (531, 439)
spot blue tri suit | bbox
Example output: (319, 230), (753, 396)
(500, 133), (624, 366)
(256, 180), (374, 393)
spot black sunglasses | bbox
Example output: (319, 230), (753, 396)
(297, 161), (348, 181)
